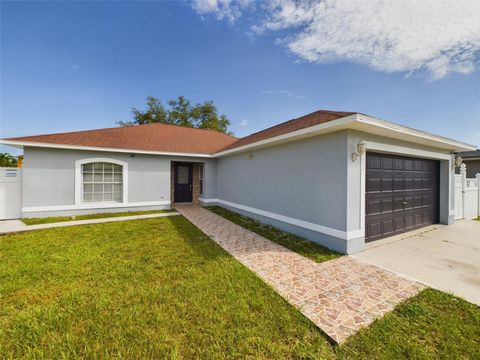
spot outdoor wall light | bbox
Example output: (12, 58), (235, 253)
(454, 156), (463, 168)
(352, 141), (366, 161)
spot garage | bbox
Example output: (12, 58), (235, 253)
(365, 152), (440, 242)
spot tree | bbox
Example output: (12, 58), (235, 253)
(0, 153), (18, 167)
(118, 96), (232, 134)
(118, 96), (167, 126)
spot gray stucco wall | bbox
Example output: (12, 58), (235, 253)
(210, 129), (456, 254)
(216, 131), (349, 231)
(22, 147), (216, 216)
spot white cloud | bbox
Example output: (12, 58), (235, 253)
(239, 118), (250, 127)
(191, 0), (480, 79)
(261, 89), (306, 99)
(261, 89), (293, 96)
(191, 0), (253, 22)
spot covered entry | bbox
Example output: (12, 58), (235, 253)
(171, 162), (203, 204)
(365, 152), (440, 242)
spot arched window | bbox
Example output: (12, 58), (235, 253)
(75, 158), (128, 205)
(82, 162), (123, 202)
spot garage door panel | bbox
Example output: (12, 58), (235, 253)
(369, 156), (381, 169)
(405, 215), (414, 229)
(383, 219), (394, 234)
(367, 222), (382, 239)
(382, 157), (393, 169)
(413, 196), (422, 208)
(366, 174), (380, 192)
(367, 199), (381, 215)
(393, 173), (404, 190)
(394, 217), (405, 231)
(365, 153), (439, 242)
(393, 197), (404, 211)
(393, 158), (404, 170)
(381, 198), (393, 212)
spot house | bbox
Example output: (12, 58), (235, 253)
(457, 150), (480, 177)
(1, 110), (476, 254)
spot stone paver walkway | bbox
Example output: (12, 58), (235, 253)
(176, 205), (425, 343)
(0, 212), (180, 234)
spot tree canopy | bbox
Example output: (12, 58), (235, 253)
(0, 153), (18, 167)
(118, 96), (232, 134)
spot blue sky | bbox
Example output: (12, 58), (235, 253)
(1, 1), (479, 156)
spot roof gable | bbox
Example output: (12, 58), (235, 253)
(222, 110), (355, 151)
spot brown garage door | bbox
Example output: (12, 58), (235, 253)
(365, 152), (439, 242)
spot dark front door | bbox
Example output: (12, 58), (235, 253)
(365, 152), (439, 242)
(174, 163), (193, 203)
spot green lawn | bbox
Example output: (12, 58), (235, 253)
(1, 217), (479, 358)
(206, 205), (340, 263)
(22, 209), (176, 225)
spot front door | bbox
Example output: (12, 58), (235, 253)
(174, 163), (193, 203)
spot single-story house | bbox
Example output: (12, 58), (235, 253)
(1, 110), (476, 254)
(457, 150), (480, 177)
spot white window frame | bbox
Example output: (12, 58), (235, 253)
(75, 158), (128, 206)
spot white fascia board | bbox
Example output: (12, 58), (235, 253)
(214, 114), (358, 157)
(356, 114), (477, 152)
(0, 140), (214, 158)
(213, 113), (476, 157)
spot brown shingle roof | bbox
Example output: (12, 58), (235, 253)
(7, 123), (238, 155)
(220, 110), (355, 152)
(5, 110), (356, 155)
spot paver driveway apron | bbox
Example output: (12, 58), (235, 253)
(176, 205), (425, 343)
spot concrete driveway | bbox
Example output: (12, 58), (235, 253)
(353, 220), (480, 306)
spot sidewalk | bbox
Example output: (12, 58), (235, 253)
(0, 212), (180, 234)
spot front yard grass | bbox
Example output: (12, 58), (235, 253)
(206, 205), (340, 263)
(1, 217), (479, 358)
(21, 208), (176, 225)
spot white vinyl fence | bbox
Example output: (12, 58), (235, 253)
(0, 167), (22, 220)
(454, 164), (480, 220)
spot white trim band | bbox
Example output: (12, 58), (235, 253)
(200, 198), (364, 240)
(22, 200), (171, 213)
(0, 140), (214, 158)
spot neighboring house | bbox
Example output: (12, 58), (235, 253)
(458, 150), (480, 177)
(1, 110), (476, 254)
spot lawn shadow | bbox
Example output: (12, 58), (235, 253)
(161, 215), (231, 262)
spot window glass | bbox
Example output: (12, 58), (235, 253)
(178, 166), (189, 184)
(82, 162), (123, 203)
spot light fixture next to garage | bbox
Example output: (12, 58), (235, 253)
(352, 141), (366, 162)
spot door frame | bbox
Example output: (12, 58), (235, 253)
(356, 142), (451, 242)
(173, 162), (193, 203)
